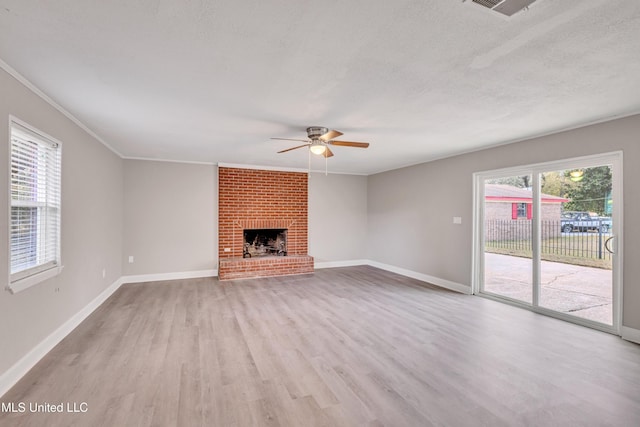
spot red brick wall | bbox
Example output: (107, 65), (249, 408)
(218, 167), (312, 279)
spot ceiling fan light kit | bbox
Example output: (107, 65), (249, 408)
(309, 143), (326, 155)
(271, 126), (370, 158)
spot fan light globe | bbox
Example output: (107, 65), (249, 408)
(310, 143), (326, 155)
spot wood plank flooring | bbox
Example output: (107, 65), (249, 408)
(1, 266), (640, 426)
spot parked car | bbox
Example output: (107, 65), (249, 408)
(561, 211), (612, 233)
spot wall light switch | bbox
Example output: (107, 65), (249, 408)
(453, 217), (462, 225)
(128, 256), (134, 263)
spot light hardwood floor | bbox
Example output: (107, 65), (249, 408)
(1, 266), (640, 426)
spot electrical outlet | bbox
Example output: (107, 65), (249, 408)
(224, 248), (231, 252)
(102, 268), (106, 279)
(453, 216), (462, 224)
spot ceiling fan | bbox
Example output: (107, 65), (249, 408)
(271, 126), (370, 158)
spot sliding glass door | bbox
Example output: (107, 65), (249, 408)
(537, 165), (614, 325)
(483, 174), (533, 305)
(475, 153), (622, 332)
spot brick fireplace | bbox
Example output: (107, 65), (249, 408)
(217, 167), (314, 280)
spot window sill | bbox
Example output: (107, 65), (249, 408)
(7, 266), (64, 294)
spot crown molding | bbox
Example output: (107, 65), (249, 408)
(217, 162), (309, 173)
(0, 58), (123, 158)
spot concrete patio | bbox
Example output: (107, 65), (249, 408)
(484, 252), (613, 325)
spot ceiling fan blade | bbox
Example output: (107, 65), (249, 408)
(271, 137), (309, 142)
(278, 144), (309, 153)
(322, 147), (334, 158)
(319, 129), (343, 141)
(327, 140), (370, 148)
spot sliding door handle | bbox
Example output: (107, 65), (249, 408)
(604, 236), (616, 254)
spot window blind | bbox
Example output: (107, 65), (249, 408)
(10, 122), (62, 283)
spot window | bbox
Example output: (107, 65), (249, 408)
(9, 119), (62, 292)
(511, 202), (532, 219)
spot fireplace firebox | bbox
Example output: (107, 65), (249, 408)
(243, 229), (287, 258)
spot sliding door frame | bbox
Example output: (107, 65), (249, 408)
(472, 151), (623, 335)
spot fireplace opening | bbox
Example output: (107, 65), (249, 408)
(243, 229), (287, 258)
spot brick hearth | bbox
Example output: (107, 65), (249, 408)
(218, 256), (314, 280)
(218, 167), (313, 280)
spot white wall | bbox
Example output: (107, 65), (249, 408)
(0, 68), (124, 377)
(367, 114), (640, 331)
(308, 172), (368, 264)
(123, 160), (216, 276)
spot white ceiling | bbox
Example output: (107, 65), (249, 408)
(1, 0), (639, 175)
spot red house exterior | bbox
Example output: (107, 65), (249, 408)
(485, 184), (568, 221)
(484, 184), (569, 241)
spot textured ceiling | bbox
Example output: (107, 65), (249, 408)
(1, 0), (639, 174)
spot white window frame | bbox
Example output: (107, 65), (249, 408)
(7, 117), (63, 293)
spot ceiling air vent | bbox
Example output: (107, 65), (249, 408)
(472, 0), (538, 17)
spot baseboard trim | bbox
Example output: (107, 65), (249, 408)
(0, 277), (124, 398)
(621, 326), (640, 345)
(0, 269), (218, 397)
(365, 260), (472, 294)
(314, 259), (368, 269)
(0, 262), (468, 398)
(121, 269), (218, 284)
(313, 259), (471, 294)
